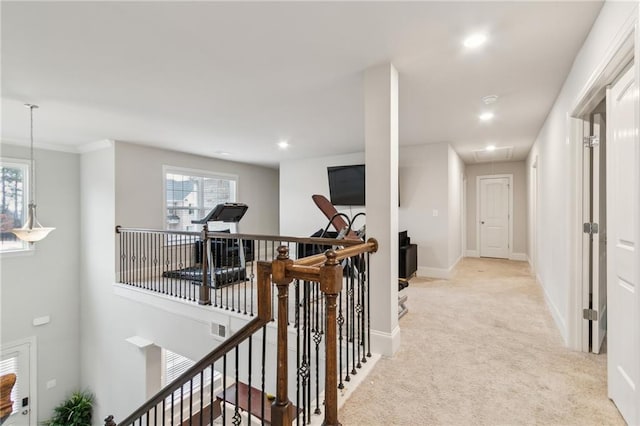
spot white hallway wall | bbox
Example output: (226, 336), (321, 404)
(80, 141), (280, 422)
(527, 1), (638, 343)
(280, 143), (465, 278)
(465, 161), (527, 259)
(0, 144), (81, 421)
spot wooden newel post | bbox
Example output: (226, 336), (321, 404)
(271, 245), (294, 426)
(320, 249), (344, 426)
(198, 223), (211, 305)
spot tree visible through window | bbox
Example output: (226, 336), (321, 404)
(164, 167), (237, 232)
(0, 159), (29, 252)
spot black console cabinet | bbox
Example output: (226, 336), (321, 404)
(399, 230), (418, 279)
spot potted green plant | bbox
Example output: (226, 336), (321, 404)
(43, 391), (93, 426)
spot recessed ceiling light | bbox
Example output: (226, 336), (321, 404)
(463, 33), (487, 49)
(486, 145), (496, 152)
(479, 112), (494, 122)
(482, 95), (499, 105)
(278, 141), (289, 149)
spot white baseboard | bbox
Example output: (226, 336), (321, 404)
(417, 255), (462, 280)
(536, 273), (569, 345)
(417, 266), (450, 279)
(370, 325), (401, 357)
(509, 252), (528, 261)
(465, 250), (479, 257)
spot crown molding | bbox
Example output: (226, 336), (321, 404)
(0, 139), (79, 153)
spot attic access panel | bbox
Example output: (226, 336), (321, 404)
(473, 146), (513, 163)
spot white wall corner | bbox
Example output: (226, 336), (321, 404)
(370, 325), (401, 357)
(449, 254), (463, 274)
(536, 274), (569, 345)
(509, 252), (528, 262)
(417, 266), (450, 279)
(465, 250), (479, 258)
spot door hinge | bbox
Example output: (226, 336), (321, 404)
(583, 222), (599, 235)
(583, 136), (599, 147)
(583, 308), (598, 321)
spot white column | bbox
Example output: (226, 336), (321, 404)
(365, 63), (400, 356)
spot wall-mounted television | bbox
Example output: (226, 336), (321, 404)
(327, 164), (365, 206)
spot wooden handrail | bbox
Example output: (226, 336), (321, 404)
(293, 238), (378, 268)
(114, 261), (273, 426)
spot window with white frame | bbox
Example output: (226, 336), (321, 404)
(0, 159), (30, 252)
(163, 167), (237, 232)
(162, 349), (221, 403)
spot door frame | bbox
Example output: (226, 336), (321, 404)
(476, 174), (513, 259)
(567, 13), (638, 354)
(1, 336), (38, 425)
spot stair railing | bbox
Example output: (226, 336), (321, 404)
(111, 260), (273, 426)
(107, 237), (377, 426)
(270, 238), (378, 426)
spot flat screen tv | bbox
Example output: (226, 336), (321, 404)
(327, 164), (365, 206)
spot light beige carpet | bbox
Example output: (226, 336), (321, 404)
(339, 258), (624, 426)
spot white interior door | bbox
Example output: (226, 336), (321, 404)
(1, 343), (31, 426)
(607, 64), (638, 425)
(479, 177), (510, 259)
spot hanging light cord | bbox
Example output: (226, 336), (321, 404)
(29, 105), (35, 206)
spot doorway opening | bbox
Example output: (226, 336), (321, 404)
(569, 21), (638, 425)
(1, 339), (35, 426)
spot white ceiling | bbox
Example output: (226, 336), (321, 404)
(1, 1), (602, 167)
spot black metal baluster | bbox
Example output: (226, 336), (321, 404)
(222, 354), (227, 425)
(351, 258), (357, 376)
(295, 279), (301, 424)
(366, 252), (371, 358)
(305, 281), (311, 422)
(313, 281), (321, 416)
(338, 288), (344, 389)
(247, 336), (252, 425)
(209, 364), (214, 426)
(233, 346), (241, 425)
(359, 253), (366, 364)
(199, 370), (203, 426)
(261, 325), (267, 426)
(344, 265), (351, 383)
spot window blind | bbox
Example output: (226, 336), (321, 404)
(0, 354), (20, 412)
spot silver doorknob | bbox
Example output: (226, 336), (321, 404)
(481, 221), (485, 224)
(22, 409), (29, 415)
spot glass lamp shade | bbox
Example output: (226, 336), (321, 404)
(11, 202), (55, 243)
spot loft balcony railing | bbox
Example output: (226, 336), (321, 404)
(111, 227), (378, 425)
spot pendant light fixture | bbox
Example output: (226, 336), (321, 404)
(11, 104), (55, 243)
